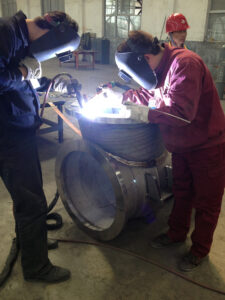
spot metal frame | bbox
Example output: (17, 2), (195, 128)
(209, 10), (225, 13)
(39, 100), (65, 143)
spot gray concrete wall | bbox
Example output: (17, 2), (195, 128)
(14, 0), (103, 37)
(185, 41), (225, 98)
(16, 0), (41, 18)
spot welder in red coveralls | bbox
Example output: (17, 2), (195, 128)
(114, 30), (225, 272)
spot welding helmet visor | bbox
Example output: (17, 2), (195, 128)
(115, 51), (157, 90)
(29, 21), (80, 62)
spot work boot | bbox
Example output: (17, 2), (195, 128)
(47, 238), (58, 250)
(150, 233), (185, 249)
(25, 264), (71, 283)
(178, 252), (208, 272)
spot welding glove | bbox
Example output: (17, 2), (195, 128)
(19, 56), (42, 80)
(53, 78), (82, 94)
(124, 101), (150, 123)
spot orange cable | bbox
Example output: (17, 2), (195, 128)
(48, 102), (82, 137)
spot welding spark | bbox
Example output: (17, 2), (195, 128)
(80, 92), (129, 120)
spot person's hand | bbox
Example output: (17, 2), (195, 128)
(53, 78), (82, 94)
(19, 56), (42, 80)
(123, 101), (150, 123)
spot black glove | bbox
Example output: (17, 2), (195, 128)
(53, 78), (82, 94)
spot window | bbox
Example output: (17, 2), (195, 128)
(1, 0), (17, 17)
(105, 0), (142, 38)
(41, 0), (65, 15)
(104, 0), (142, 64)
(206, 0), (225, 41)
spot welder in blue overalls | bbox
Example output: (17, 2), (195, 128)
(0, 10), (80, 283)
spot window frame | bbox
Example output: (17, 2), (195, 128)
(205, 0), (225, 42)
(104, 0), (142, 39)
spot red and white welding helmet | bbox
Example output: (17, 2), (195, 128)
(166, 13), (190, 33)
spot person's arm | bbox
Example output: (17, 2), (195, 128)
(0, 25), (41, 93)
(0, 25), (24, 93)
(148, 57), (204, 127)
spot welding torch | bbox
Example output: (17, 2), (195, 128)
(96, 81), (131, 94)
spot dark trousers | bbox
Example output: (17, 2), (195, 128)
(168, 143), (225, 258)
(0, 134), (50, 277)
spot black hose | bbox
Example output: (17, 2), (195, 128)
(46, 190), (63, 230)
(47, 190), (60, 213)
(47, 213), (63, 230)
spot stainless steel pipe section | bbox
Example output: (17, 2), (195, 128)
(65, 101), (165, 162)
(55, 139), (173, 241)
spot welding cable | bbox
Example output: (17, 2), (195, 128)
(40, 72), (82, 136)
(40, 72), (73, 118)
(56, 238), (225, 296)
(40, 74), (82, 230)
(46, 190), (63, 230)
(153, 109), (191, 124)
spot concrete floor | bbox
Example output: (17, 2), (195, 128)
(0, 59), (225, 300)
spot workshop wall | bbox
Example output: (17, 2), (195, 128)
(12, 0), (103, 37)
(12, 0), (212, 42)
(16, 0), (41, 19)
(65, 0), (103, 37)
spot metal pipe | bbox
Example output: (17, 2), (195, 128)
(55, 101), (173, 241)
(55, 139), (173, 241)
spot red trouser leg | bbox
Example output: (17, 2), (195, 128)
(168, 143), (225, 258)
(167, 153), (194, 242)
(189, 143), (225, 258)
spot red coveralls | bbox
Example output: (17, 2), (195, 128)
(123, 44), (225, 258)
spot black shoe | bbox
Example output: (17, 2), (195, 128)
(47, 238), (58, 250)
(178, 252), (208, 272)
(25, 265), (71, 283)
(150, 233), (185, 249)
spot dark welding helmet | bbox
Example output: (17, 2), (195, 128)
(115, 39), (158, 90)
(29, 15), (80, 62)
